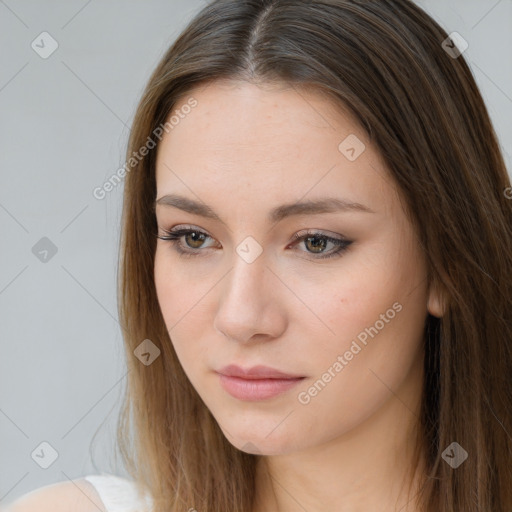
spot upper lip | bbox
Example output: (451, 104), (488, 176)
(217, 364), (305, 380)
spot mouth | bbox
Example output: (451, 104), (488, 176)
(216, 364), (306, 401)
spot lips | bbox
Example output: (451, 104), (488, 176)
(217, 364), (305, 380)
(215, 364), (306, 401)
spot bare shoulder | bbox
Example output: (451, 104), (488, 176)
(3, 478), (106, 512)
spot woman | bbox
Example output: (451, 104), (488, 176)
(7, 0), (512, 511)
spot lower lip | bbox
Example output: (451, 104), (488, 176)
(218, 374), (305, 401)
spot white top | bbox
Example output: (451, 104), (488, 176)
(83, 474), (153, 512)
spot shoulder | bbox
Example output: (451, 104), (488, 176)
(4, 477), (106, 512)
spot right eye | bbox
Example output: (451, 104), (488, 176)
(157, 226), (218, 258)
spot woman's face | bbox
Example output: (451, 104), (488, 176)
(153, 79), (441, 455)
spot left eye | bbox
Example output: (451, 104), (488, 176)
(157, 227), (353, 260)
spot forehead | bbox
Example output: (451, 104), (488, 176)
(155, 80), (397, 219)
(164, 79), (361, 151)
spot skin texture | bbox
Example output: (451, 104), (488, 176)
(5, 479), (107, 512)
(154, 79), (444, 512)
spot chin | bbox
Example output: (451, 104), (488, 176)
(214, 415), (304, 456)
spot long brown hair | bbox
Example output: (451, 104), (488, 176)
(113, 1), (512, 510)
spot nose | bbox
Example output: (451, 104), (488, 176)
(213, 250), (287, 344)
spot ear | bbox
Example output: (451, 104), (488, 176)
(427, 279), (446, 318)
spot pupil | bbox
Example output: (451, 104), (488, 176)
(187, 232), (204, 248)
(307, 236), (326, 253)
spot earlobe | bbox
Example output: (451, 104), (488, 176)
(427, 280), (446, 318)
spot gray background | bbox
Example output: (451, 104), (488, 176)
(1, 0), (511, 505)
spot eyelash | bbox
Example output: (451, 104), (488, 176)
(156, 226), (352, 260)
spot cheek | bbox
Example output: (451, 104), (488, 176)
(154, 248), (222, 376)
(284, 246), (403, 355)
(154, 250), (203, 353)
(154, 247), (209, 324)
(290, 249), (426, 401)
(286, 241), (427, 388)
(154, 255), (181, 327)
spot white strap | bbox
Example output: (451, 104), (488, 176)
(83, 474), (152, 512)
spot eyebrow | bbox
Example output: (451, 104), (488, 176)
(154, 194), (375, 223)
